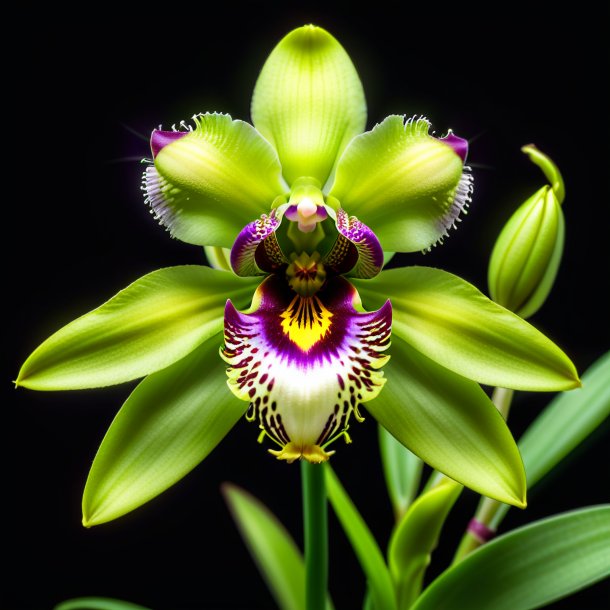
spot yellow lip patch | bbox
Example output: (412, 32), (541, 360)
(280, 294), (333, 351)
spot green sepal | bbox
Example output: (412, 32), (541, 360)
(17, 266), (259, 390)
(82, 335), (245, 526)
(366, 335), (526, 507)
(223, 484), (335, 610)
(326, 466), (398, 610)
(252, 25), (366, 186)
(355, 266), (580, 391)
(412, 506), (610, 610)
(388, 478), (463, 609)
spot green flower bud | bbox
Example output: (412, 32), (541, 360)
(488, 160), (565, 319)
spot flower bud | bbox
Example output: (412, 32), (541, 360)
(488, 184), (565, 319)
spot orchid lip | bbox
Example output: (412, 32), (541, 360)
(439, 131), (469, 162)
(150, 129), (189, 159)
(222, 275), (392, 463)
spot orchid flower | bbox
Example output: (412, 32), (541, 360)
(17, 25), (579, 526)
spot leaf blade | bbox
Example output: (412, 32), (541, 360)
(223, 484), (324, 610)
(412, 506), (610, 610)
(54, 599), (151, 610)
(389, 478), (463, 609)
(326, 466), (398, 610)
(492, 350), (610, 528)
(378, 424), (424, 520)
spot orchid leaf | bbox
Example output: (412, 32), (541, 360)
(17, 266), (259, 390)
(378, 424), (423, 520)
(223, 483), (334, 610)
(326, 466), (397, 610)
(389, 478), (463, 609)
(492, 350), (610, 528)
(252, 25), (366, 186)
(412, 506), (610, 610)
(83, 335), (245, 526)
(54, 599), (151, 610)
(354, 266), (579, 391)
(367, 335), (526, 507)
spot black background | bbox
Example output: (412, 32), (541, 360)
(7, 1), (610, 609)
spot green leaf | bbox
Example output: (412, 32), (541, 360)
(325, 466), (398, 610)
(17, 266), (259, 390)
(354, 266), (579, 391)
(378, 424), (423, 520)
(389, 478), (463, 609)
(492, 350), (610, 528)
(83, 335), (245, 526)
(149, 113), (286, 248)
(54, 599), (151, 610)
(252, 25), (366, 186)
(329, 115), (468, 252)
(223, 484), (334, 610)
(367, 335), (526, 507)
(412, 505), (610, 610)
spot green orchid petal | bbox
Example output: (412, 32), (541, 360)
(146, 113), (286, 248)
(252, 25), (366, 186)
(354, 266), (580, 391)
(412, 506), (610, 610)
(366, 335), (527, 507)
(83, 335), (245, 526)
(17, 266), (259, 390)
(328, 115), (471, 252)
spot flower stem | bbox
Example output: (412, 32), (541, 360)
(491, 386), (514, 420)
(453, 387), (515, 564)
(301, 461), (328, 610)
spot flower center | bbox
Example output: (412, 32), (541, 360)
(284, 177), (328, 233)
(286, 251), (326, 296)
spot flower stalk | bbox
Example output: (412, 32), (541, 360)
(301, 461), (328, 610)
(452, 386), (516, 563)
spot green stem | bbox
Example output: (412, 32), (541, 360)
(453, 387), (515, 564)
(492, 386), (514, 420)
(301, 461), (328, 610)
